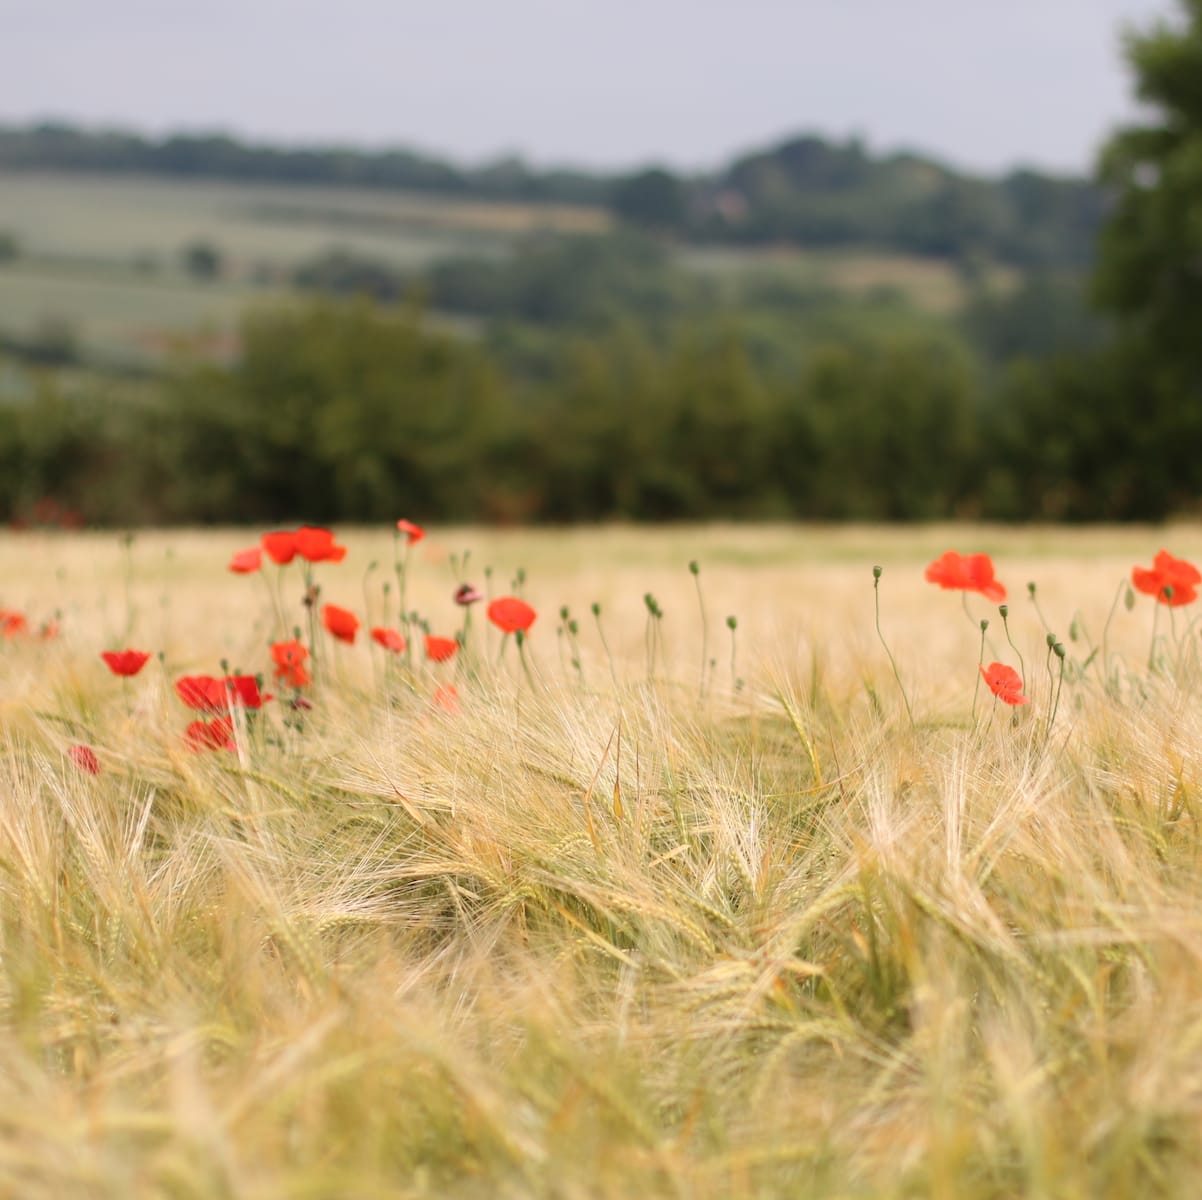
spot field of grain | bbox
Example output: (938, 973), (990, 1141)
(2, 522), (1201, 1196)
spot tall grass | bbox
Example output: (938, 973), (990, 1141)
(1, 525), (1200, 1197)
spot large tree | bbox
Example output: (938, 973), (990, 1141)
(1094, 0), (1202, 374)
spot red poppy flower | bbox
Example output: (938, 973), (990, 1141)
(101, 649), (151, 677)
(271, 639), (310, 688)
(371, 627), (406, 653)
(924, 551), (1006, 603)
(225, 675), (273, 708)
(1132, 550), (1201, 607)
(425, 635), (459, 663)
(396, 519), (425, 544)
(185, 717), (236, 752)
(979, 662), (1029, 706)
(69, 745), (100, 775)
(229, 547), (262, 574)
(296, 526), (348, 564)
(38, 620), (59, 640)
(322, 604), (359, 643)
(176, 674), (271, 711)
(487, 596), (537, 634)
(1, 611), (28, 638)
(454, 583), (483, 606)
(176, 675), (226, 711)
(261, 531), (297, 565)
(433, 684), (460, 714)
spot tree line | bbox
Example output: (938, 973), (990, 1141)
(1, 122), (1102, 267)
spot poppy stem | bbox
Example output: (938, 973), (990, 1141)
(592, 604), (618, 690)
(1028, 581), (1053, 637)
(303, 564), (319, 678)
(1149, 602), (1161, 673)
(516, 630), (536, 690)
(690, 561), (708, 697)
(1048, 648), (1066, 736)
(1100, 577), (1126, 683)
(983, 695), (998, 738)
(873, 568), (914, 729)
(971, 622), (987, 725)
(999, 604), (1026, 692)
(393, 529), (411, 670)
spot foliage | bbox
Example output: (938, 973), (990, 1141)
(1094, 0), (1202, 387)
(0, 120), (1105, 267)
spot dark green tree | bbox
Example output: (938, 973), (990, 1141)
(1094, 0), (1202, 375)
(611, 168), (686, 230)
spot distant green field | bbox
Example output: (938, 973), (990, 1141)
(680, 244), (1016, 314)
(0, 170), (993, 365)
(0, 171), (608, 269)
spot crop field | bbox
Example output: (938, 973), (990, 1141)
(0, 171), (608, 364)
(680, 245), (1016, 314)
(2, 521), (1202, 1196)
(0, 171), (995, 365)
(0, 171), (608, 269)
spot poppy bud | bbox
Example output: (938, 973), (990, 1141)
(726, 615), (737, 631)
(689, 561), (700, 576)
(1046, 633), (1056, 648)
(998, 604), (1008, 618)
(559, 605), (570, 621)
(591, 602), (601, 617)
(568, 619), (579, 635)
(872, 565), (882, 580)
(979, 619), (989, 632)
(1053, 642), (1066, 660)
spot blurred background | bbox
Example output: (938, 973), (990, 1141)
(1, 0), (1197, 527)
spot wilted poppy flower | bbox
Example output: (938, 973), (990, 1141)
(433, 684), (460, 714)
(101, 649), (151, 677)
(396, 519), (425, 544)
(1, 611), (28, 638)
(488, 596), (537, 634)
(185, 717), (236, 752)
(454, 583), (483, 606)
(425, 635), (458, 663)
(296, 526), (348, 564)
(229, 547), (262, 574)
(38, 620), (59, 640)
(69, 745), (100, 775)
(261, 531), (297, 565)
(924, 551), (1006, 603)
(979, 662), (1029, 706)
(322, 603), (359, 643)
(1132, 550), (1201, 607)
(371, 627), (406, 653)
(271, 639), (310, 688)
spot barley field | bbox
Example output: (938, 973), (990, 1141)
(2, 522), (1202, 1198)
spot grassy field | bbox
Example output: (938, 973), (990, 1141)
(0, 170), (996, 365)
(0, 171), (607, 365)
(2, 522), (1202, 1196)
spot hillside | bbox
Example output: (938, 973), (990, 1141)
(0, 122), (1106, 267)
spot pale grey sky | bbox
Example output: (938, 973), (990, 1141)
(2, 0), (1181, 174)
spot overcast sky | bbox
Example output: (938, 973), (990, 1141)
(2, 0), (1181, 175)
